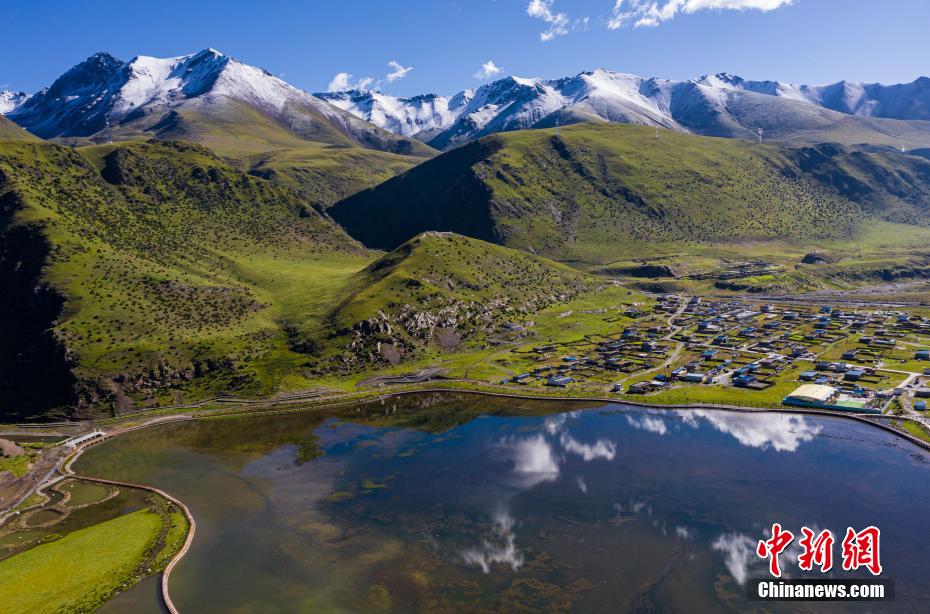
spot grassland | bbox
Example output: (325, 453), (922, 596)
(0, 138), (374, 417)
(898, 419), (930, 444)
(331, 123), (930, 288)
(4, 120), (930, 419)
(0, 509), (162, 613)
(0, 116), (37, 141)
(296, 232), (634, 376)
(1, 136), (642, 418)
(115, 100), (435, 207)
(0, 453), (32, 478)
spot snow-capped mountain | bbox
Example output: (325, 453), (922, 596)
(318, 90), (469, 139)
(11, 52), (930, 151)
(797, 77), (930, 119)
(319, 70), (930, 150)
(8, 49), (424, 154)
(0, 91), (29, 114)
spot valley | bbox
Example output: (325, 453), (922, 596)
(2, 118), (930, 420)
(2, 37), (930, 613)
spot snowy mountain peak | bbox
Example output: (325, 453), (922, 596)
(0, 91), (30, 115)
(510, 76), (540, 87)
(10, 51), (930, 151)
(703, 72), (743, 86)
(5, 48), (421, 156)
(7, 48), (329, 139)
(318, 67), (930, 150)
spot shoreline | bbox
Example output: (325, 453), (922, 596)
(55, 416), (195, 614)
(10, 387), (930, 613)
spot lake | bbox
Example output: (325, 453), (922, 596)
(76, 393), (930, 612)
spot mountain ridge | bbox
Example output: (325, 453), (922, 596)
(330, 123), (930, 264)
(6, 49), (431, 158)
(317, 69), (930, 150)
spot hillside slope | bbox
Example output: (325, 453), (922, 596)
(0, 116), (38, 140)
(330, 123), (930, 265)
(0, 138), (620, 419)
(315, 232), (596, 373)
(8, 50), (435, 205)
(0, 139), (366, 419)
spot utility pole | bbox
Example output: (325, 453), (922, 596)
(757, 128), (763, 144)
(555, 118), (560, 138)
(655, 126), (659, 141)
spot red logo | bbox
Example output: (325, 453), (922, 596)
(756, 523), (794, 578)
(841, 526), (883, 576)
(798, 527), (835, 573)
(756, 524), (881, 577)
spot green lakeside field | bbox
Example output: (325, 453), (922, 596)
(0, 509), (161, 613)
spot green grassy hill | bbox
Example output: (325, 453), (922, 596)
(330, 123), (930, 267)
(106, 101), (436, 206)
(140, 103), (436, 205)
(0, 138), (373, 419)
(0, 138), (608, 419)
(313, 232), (596, 373)
(51, 99), (436, 207)
(0, 117), (38, 141)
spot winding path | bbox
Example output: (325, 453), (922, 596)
(7, 380), (930, 612)
(57, 416), (196, 614)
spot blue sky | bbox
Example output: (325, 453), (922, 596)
(2, 0), (929, 96)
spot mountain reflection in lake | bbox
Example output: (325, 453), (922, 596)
(76, 393), (930, 612)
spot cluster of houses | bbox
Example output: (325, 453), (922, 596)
(502, 295), (930, 411)
(510, 307), (686, 387)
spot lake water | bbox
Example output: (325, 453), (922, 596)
(76, 393), (930, 612)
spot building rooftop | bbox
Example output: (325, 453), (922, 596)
(787, 384), (836, 404)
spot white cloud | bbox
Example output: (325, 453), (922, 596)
(609, 0), (794, 29)
(474, 60), (503, 80)
(386, 60), (413, 82)
(527, 0), (570, 41)
(326, 72), (352, 92)
(711, 532), (759, 585)
(559, 432), (617, 461)
(461, 509), (524, 573)
(503, 434), (560, 487)
(682, 410), (821, 452)
(326, 72), (374, 92)
(625, 413), (669, 435)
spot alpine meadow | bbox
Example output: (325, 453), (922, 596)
(4, 5), (930, 609)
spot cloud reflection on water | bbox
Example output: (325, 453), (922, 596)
(625, 413), (668, 435)
(503, 434), (560, 488)
(711, 532), (759, 585)
(576, 476), (587, 493)
(683, 410), (822, 452)
(622, 408), (822, 452)
(559, 432), (617, 461)
(461, 509), (524, 573)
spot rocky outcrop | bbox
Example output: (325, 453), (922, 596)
(801, 251), (836, 265)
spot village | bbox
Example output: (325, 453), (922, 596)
(499, 294), (930, 418)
